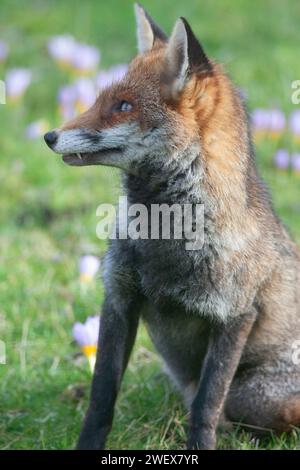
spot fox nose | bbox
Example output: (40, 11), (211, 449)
(44, 131), (58, 148)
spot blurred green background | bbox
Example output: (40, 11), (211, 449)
(0, 0), (300, 450)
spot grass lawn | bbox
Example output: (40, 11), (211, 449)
(1, 0), (300, 450)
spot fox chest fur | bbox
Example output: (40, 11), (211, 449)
(108, 165), (268, 324)
(117, 227), (256, 323)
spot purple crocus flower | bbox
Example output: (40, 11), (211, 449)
(109, 64), (128, 81)
(6, 68), (32, 101)
(74, 78), (97, 112)
(73, 316), (100, 347)
(25, 119), (49, 140)
(58, 84), (76, 106)
(290, 110), (300, 138)
(48, 34), (76, 66)
(73, 316), (100, 372)
(57, 84), (77, 119)
(79, 255), (100, 283)
(96, 64), (128, 90)
(58, 79), (97, 118)
(269, 109), (286, 134)
(0, 40), (9, 62)
(72, 43), (100, 74)
(251, 108), (270, 133)
(291, 153), (300, 173)
(273, 149), (289, 170)
(96, 70), (113, 90)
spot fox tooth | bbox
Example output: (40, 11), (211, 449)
(77, 153), (82, 160)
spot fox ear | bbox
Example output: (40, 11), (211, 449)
(164, 18), (212, 97)
(134, 3), (167, 54)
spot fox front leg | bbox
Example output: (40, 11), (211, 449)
(187, 307), (258, 450)
(76, 295), (141, 450)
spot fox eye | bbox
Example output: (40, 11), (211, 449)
(114, 100), (133, 112)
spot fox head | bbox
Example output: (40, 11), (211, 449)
(45, 4), (247, 178)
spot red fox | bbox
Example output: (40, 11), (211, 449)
(45, 4), (300, 450)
